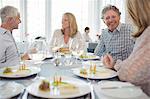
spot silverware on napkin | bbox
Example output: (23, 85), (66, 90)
(100, 85), (139, 89)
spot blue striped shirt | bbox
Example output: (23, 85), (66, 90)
(94, 23), (135, 61)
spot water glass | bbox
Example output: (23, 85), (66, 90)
(63, 53), (74, 66)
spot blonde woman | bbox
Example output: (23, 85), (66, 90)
(103, 0), (150, 96)
(50, 12), (85, 52)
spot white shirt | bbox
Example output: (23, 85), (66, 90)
(50, 29), (85, 51)
(83, 32), (92, 42)
(0, 27), (20, 67)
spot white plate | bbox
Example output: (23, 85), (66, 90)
(82, 61), (104, 67)
(0, 82), (24, 99)
(59, 64), (81, 69)
(0, 66), (41, 78)
(23, 60), (44, 65)
(26, 76), (91, 98)
(95, 81), (143, 99)
(78, 53), (100, 60)
(72, 67), (117, 79)
(29, 53), (46, 61)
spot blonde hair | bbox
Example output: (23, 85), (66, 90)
(62, 12), (78, 37)
(0, 6), (19, 23)
(127, 0), (150, 37)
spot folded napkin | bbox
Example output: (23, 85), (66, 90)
(93, 81), (149, 99)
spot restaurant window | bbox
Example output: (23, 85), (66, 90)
(51, 0), (88, 39)
(26, 0), (46, 41)
(0, 0), (126, 42)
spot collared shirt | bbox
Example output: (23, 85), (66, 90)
(50, 29), (85, 51)
(0, 27), (20, 67)
(94, 23), (135, 61)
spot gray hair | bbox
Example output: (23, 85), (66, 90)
(101, 5), (121, 19)
(0, 6), (19, 23)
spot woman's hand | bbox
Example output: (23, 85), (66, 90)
(102, 53), (115, 69)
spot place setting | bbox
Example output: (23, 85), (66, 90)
(93, 81), (149, 99)
(26, 76), (91, 99)
(0, 81), (24, 99)
(71, 64), (117, 80)
(77, 52), (100, 61)
(0, 63), (41, 79)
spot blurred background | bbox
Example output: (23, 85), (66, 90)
(0, 0), (127, 43)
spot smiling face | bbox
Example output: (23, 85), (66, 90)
(103, 10), (120, 32)
(62, 15), (70, 29)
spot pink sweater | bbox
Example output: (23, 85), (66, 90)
(115, 26), (150, 96)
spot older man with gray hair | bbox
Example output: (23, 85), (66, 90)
(0, 6), (28, 67)
(94, 5), (135, 63)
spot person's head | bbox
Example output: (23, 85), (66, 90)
(0, 6), (21, 31)
(127, 0), (150, 37)
(61, 12), (78, 37)
(84, 27), (90, 34)
(101, 5), (121, 32)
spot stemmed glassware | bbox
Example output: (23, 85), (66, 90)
(29, 39), (47, 61)
(51, 38), (60, 53)
(70, 39), (84, 64)
(53, 52), (62, 66)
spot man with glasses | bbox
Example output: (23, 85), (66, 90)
(94, 5), (135, 62)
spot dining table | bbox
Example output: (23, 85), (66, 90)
(0, 53), (149, 99)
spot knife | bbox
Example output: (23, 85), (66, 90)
(101, 85), (139, 89)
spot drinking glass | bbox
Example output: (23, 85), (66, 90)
(63, 53), (74, 66)
(70, 39), (84, 64)
(53, 52), (61, 66)
(29, 39), (47, 61)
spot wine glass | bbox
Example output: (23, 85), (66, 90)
(51, 38), (61, 57)
(53, 52), (62, 66)
(63, 53), (73, 66)
(29, 39), (47, 61)
(70, 40), (84, 64)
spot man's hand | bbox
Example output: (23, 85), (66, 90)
(21, 53), (30, 60)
